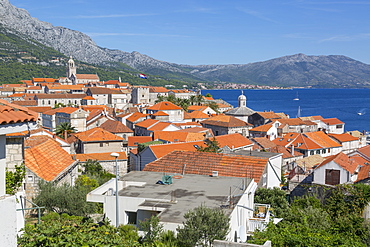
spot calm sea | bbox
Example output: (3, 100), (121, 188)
(202, 89), (370, 132)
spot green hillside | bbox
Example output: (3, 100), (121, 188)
(0, 25), (196, 88)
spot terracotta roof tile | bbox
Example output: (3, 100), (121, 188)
(328, 133), (358, 143)
(25, 139), (75, 181)
(135, 119), (159, 128)
(144, 150), (268, 183)
(126, 112), (148, 123)
(250, 124), (273, 132)
(214, 133), (253, 149)
(0, 99), (38, 124)
(146, 101), (182, 111)
(75, 74), (99, 80)
(75, 152), (127, 161)
(148, 122), (172, 131)
(99, 120), (133, 133)
(72, 127), (124, 142)
(153, 131), (206, 143)
(12, 100), (38, 106)
(357, 145), (370, 159)
(304, 131), (342, 148)
(128, 136), (153, 147)
(252, 137), (277, 150)
(322, 118), (344, 125)
(148, 141), (206, 159)
(152, 111), (169, 116)
(149, 87), (169, 93)
(201, 115), (251, 128)
(316, 152), (359, 174)
(187, 111), (209, 119)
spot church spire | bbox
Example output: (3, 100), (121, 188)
(238, 90), (247, 107)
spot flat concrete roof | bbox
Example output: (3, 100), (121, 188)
(118, 171), (252, 224)
(232, 150), (282, 159)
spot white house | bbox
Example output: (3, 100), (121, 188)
(0, 100), (38, 246)
(312, 152), (360, 186)
(87, 171), (268, 243)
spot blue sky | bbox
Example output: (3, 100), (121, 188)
(9, 0), (370, 65)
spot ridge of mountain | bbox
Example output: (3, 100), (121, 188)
(1, 0), (370, 88)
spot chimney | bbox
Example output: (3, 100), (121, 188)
(291, 145), (294, 156)
(182, 164), (187, 175)
(212, 171), (219, 177)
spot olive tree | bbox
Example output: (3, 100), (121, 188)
(177, 205), (230, 246)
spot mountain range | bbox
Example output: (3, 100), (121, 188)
(1, 0), (370, 88)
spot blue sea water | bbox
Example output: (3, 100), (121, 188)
(202, 89), (370, 132)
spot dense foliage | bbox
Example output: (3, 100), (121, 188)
(176, 205), (230, 246)
(197, 138), (221, 153)
(18, 213), (143, 247)
(5, 163), (25, 195)
(250, 184), (370, 246)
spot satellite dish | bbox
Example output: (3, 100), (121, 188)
(239, 225), (247, 242)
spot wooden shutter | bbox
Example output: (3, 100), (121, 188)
(325, 169), (340, 185)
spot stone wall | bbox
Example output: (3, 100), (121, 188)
(6, 137), (23, 171)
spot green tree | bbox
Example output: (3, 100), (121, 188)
(177, 205), (229, 247)
(55, 122), (77, 139)
(6, 163), (25, 195)
(205, 93), (213, 97)
(34, 181), (100, 216)
(254, 187), (290, 218)
(18, 212), (143, 246)
(139, 215), (164, 244)
(52, 102), (66, 109)
(197, 138), (221, 153)
(206, 101), (219, 113)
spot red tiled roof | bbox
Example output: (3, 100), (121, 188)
(146, 101), (182, 111)
(126, 112), (148, 123)
(127, 136), (153, 147)
(75, 74), (99, 80)
(152, 111), (169, 116)
(149, 87), (169, 93)
(201, 115), (251, 128)
(214, 133), (253, 149)
(27, 106), (52, 113)
(304, 131), (342, 148)
(153, 131), (206, 143)
(25, 139), (75, 181)
(188, 111), (209, 119)
(148, 141), (206, 159)
(252, 137), (277, 150)
(316, 152), (359, 174)
(250, 124), (273, 132)
(32, 78), (58, 83)
(99, 119), (133, 133)
(75, 152), (127, 161)
(25, 135), (60, 148)
(144, 150), (268, 183)
(0, 100), (38, 125)
(256, 111), (283, 119)
(328, 133), (358, 143)
(148, 122), (172, 131)
(72, 127), (124, 142)
(357, 145), (370, 160)
(12, 100), (38, 106)
(135, 119), (159, 128)
(34, 94), (87, 99)
(322, 118), (344, 125)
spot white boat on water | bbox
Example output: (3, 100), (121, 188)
(293, 92), (299, 101)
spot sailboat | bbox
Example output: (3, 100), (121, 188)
(296, 106), (301, 118)
(293, 92), (299, 101)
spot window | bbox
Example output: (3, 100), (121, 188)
(126, 211), (137, 224)
(100, 143), (103, 147)
(322, 149), (327, 154)
(316, 150), (320, 154)
(310, 151), (314, 155)
(336, 125), (343, 129)
(27, 175), (33, 182)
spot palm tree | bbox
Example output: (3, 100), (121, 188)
(189, 95), (197, 105)
(155, 95), (166, 104)
(196, 94), (204, 106)
(55, 122), (77, 139)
